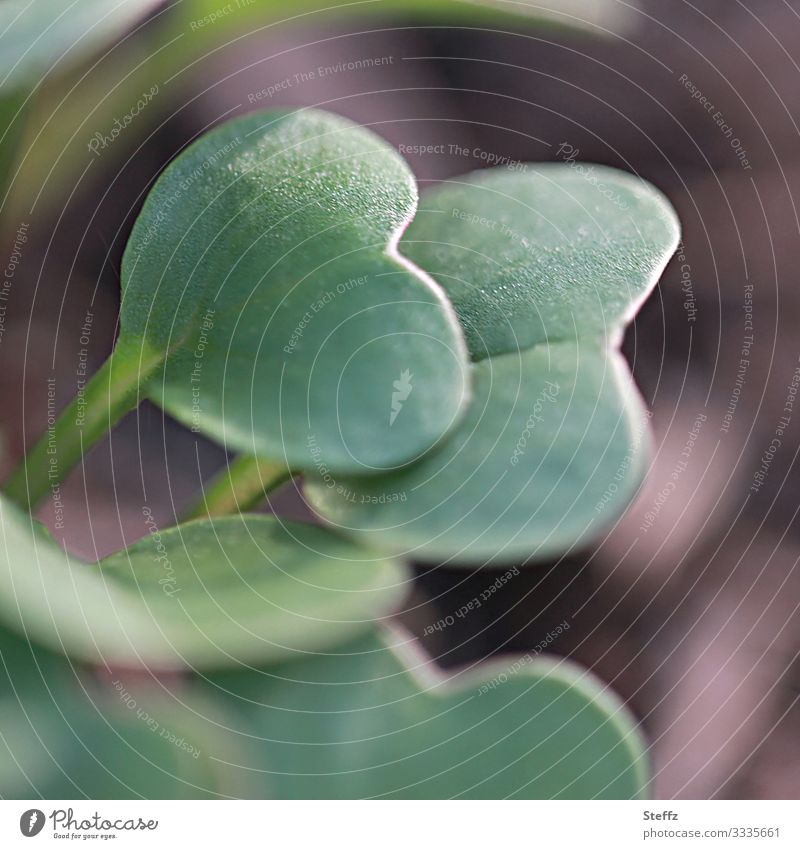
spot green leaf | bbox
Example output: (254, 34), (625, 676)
(0, 623), (252, 798)
(207, 628), (650, 799)
(401, 165), (679, 360)
(2, 624), (649, 799)
(305, 339), (650, 565)
(3, 1), (631, 230)
(99, 514), (410, 668)
(0, 0), (163, 89)
(181, 0), (632, 36)
(0, 493), (407, 668)
(120, 108), (470, 472)
(0, 87), (28, 197)
(0, 494), (177, 664)
(306, 163), (677, 564)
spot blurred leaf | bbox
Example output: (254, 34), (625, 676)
(306, 163), (677, 564)
(0, 493), (177, 664)
(120, 108), (469, 472)
(401, 165), (680, 360)
(462, 0), (639, 33)
(99, 514), (410, 668)
(306, 339), (650, 565)
(181, 0), (634, 34)
(0, 491), (408, 668)
(207, 628), (650, 799)
(0, 623), (252, 798)
(0, 0), (163, 89)
(2, 623), (649, 799)
(2, 0), (630, 227)
(0, 0), (164, 222)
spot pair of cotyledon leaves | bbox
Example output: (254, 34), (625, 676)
(119, 108), (678, 564)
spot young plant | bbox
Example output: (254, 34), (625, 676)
(0, 108), (679, 799)
(6, 109), (471, 509)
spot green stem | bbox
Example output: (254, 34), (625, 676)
(4, 338), (162, 512)
(185, 455), (292, 520)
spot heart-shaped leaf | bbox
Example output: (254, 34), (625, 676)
(99, 515), (410, 668)
(401, 165), (679, 359)
(306, 162), (677, 564)
(207, 627), (649, 799)
(120, 109), (470, 473)
(306, 339), (650, 564)
(0, 624), (255, 798)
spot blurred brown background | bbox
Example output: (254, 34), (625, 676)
(2, 0), (799, 799)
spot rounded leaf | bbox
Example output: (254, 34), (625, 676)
(207, 627), (649, 799)
(0, 494), (176, 664)
(99, 515), (410, 668)
(0, 495), (407, 669)
(305, 339), (650, 565)
(120, 109), (469, 473)
(401, 165), (679, 359)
